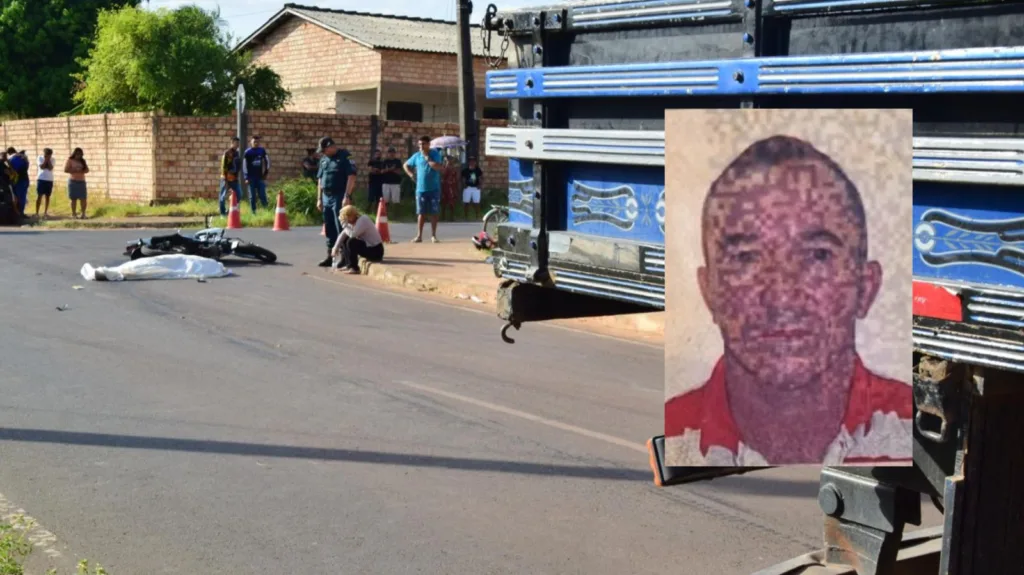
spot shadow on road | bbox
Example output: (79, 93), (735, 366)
(697, 476), (819, 498)
(0, 427), (651, 482)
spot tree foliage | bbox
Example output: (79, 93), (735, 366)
(74, 5), (290, 116)
(0, 0), (138, 118)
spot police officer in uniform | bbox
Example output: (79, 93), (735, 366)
(316, 136), (357, 267)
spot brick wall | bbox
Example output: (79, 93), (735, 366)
(1, 113), (154, 202)
(3, 111), (508, 203)
(379, 49), (493, 94)
(249, 18), (383, 112)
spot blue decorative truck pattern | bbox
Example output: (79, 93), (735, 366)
(508, 159), (534, 226)
(913, 182), (1024, 290)
(565, 164), (665, 244)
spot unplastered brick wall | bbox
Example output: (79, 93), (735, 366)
(1, 113), (154, 202)
(153, 115), (235, 201)
(248, 18), (382, 112)
(380, 50), (496, 94)
(5, 111), (509, 204)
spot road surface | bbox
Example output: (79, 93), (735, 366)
(0, 226), (939, 574)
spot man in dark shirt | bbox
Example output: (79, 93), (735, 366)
(316, 136), (357, 267)
(219, 137), (242, 216)
(301, 148), (318, 181)
(242, 135), (270, 213)
(461, 156), (483, 220)
(381, 146), (403, 208)
(366, 148), (384, 213)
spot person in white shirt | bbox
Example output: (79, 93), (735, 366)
(331, 205), (384, 274)
(35, 148), (55, 218)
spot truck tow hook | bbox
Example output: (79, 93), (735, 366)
(500, 321), (521, 344)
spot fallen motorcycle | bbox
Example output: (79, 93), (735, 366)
(123, 228), (277, 264)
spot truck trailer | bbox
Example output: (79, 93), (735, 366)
(478, 0), (1024, 572)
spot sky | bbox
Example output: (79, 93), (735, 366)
(141, 0), (541, 45)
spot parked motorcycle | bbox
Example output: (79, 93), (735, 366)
(123, 228), (277, 264)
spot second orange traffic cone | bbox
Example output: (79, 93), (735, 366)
(273, 191), (290, 231)
(226, 189), (243, 229)
(376, 198), (392, 243)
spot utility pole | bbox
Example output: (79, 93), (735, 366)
(456, 0), (479, 160)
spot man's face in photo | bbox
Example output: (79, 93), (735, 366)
(698, 157), (881, 388)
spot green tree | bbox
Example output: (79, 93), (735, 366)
(0, 0), (138, 118)
(74, 5), (290, 116)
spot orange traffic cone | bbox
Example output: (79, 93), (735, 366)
(227, 189), (243, 229)
(376, 198), (392, 243)
(273, 191), (290, 231)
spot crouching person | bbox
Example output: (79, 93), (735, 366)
(332, 205), (384, 274)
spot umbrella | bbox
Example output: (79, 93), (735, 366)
(430, 136), (466, 149)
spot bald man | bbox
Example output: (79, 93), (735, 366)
(665, 135), (912, 467)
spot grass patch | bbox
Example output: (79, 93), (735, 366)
(30, 177), (506, 228)
(0, 516), (106, 575)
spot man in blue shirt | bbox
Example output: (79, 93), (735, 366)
(403, 135), (444, 243)
(316, 136), (357, 267)
(242, 135), (270, 213)
(6, 148), (29, 218)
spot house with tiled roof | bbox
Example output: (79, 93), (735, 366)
(235, 4), (509, 123)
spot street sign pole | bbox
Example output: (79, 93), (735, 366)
(236, 84), (248, 208)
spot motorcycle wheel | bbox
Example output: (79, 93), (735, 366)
(233, 243), (277, 264)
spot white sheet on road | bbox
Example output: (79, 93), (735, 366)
(80, 254), (233, 282)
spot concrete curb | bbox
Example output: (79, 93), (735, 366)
(353, 259), (497, 304)
(344, 259), (665, 342)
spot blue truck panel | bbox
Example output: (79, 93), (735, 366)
(565, 164), (665, 244)
(483, 0), (1024, 369)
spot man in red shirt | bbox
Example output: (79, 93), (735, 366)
(665, 135), (912, 467)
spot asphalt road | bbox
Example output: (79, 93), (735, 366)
(0, 225), (940, 574)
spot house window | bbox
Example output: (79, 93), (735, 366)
(483, 107), (509, 120)
(387, 101), (423, 122)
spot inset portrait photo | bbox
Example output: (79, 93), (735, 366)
(664, 109), (913, 467)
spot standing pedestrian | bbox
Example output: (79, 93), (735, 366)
(302, 148), (319, 181)
(0, 151), (18, 226)
(242, 135), (270, 212)
(381, 146), (403, 211)
(440, 153), (460, 222)
(366, 148), (384, 213)
(315, 136), (356, 267)
(35, 148), (55, 218)
(6, 148), (29, 218)
(461, 156), (483, 221)
(330, 205), (385, 275)
(403, 135), (444, 243)
(219, 137), (242, 216)
(64, 148), (90, 219)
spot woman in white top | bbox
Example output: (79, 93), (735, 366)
(331, 205), (384, 274)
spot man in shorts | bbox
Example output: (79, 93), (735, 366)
(403, 136), (444, 243)
(381, 147), (403, 208)
(461, 156), (483, 220)
(35, 148), (55, 218)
